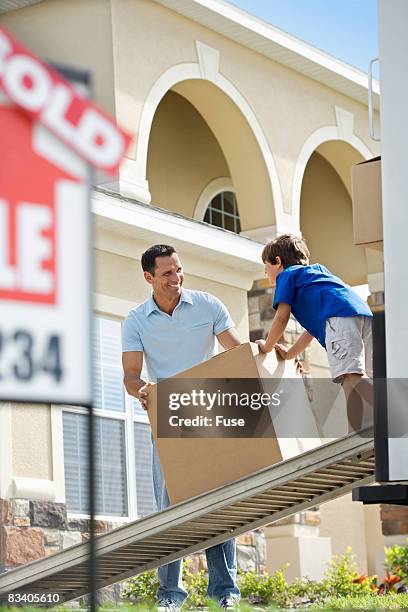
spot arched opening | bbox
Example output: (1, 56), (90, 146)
(146, 79), (277, 231)
(147, 91), (231, 219)
(300, 141), (368, 286)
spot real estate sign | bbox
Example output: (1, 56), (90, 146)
(0, 28), (131, 404)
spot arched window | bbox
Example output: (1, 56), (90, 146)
(204, 191), (241, 234)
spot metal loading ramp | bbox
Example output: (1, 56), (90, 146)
(0, 433), (374, 603)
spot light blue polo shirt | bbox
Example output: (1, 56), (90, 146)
(122, 288), (234, 382)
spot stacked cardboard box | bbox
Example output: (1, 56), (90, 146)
(351, 156), (382, 248)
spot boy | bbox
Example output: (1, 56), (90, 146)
(255, 234), (372, 431)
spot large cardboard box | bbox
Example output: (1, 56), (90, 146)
(351, 156), (383, 248)
(147, 342), (320, 505)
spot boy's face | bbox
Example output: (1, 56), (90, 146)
(264, 258), (283, 287)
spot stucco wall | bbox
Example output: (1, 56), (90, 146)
(300, 152), (368, 286)
(12, 404), (52, 480)
(319, 493), (369, 575)
(1, 0), (381, 229)
(0, 0), (116, 116)
(147, 91), (231, 218)
(113, 0), (380, 212)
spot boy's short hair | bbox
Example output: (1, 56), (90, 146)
(141, 244), (176, 274)
(262, 234), (310, 268)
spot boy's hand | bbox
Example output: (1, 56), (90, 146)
(275, 343), (290, 360)
(275, 343), (305, 374)
(255, 339), (269, 353)
(294, 356), (305, 375)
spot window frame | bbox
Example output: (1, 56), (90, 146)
(63, 313), (151, 523)
(204, 190), (241, 234)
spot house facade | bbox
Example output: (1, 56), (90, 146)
(1, 0), (402, 588)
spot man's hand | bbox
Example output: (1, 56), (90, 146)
(255, 339), (270, 353)
(138, 382), (154, 410)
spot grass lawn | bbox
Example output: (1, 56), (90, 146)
(3, 594), (408, 611)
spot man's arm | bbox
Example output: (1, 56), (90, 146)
(122, 351), (151, 409)
(216, 327), (241, 350)
(257, 302), (291, 353)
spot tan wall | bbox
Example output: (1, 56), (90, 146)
(300, 152), (368, 286)
(319, 493), (368, 574)
(95, 249), (149, 304)
(95, 248), (249, 341)
(1, 0), (380, 226)
(315, 141), (364, 199)
(0, 0), (116, 116)
(147, 91), (230, 217)
(363, 504), (385, 576)
(12, 404), (52, 480)
(112, 0), (380, 210)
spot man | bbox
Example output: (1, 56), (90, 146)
(122, 244), (241, 611)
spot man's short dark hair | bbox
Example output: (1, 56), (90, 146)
(262, 234), (309, 268)
(141, 244), (177, 274)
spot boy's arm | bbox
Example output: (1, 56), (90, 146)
(276, 330), (314, 360)
(257, 303), (291, 353)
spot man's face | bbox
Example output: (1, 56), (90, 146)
(264, 258), (282, 287)
(145, 253), (184, 296)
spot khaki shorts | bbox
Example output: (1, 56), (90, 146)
(325, 316), (373, 383)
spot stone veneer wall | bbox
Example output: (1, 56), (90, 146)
(0, 498), (116, 575)
(381, 504), (408, 537)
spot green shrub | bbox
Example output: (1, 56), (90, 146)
(237, 567), (289, 606)
(122, 561), (208, 608)
(323, 547), (375, 598)
(122, 569), (159, 605)
(183, 565), (208, 609)
(287, 577), (328, 607)
(384, 539), (408, 583)
(122, 547), (379, 608)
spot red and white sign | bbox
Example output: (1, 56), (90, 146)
(0, 28), (132, 404)
(0, 28), (131, 175)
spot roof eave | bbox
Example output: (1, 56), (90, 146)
(154, 0), (380, 109)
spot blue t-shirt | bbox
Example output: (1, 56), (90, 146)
(273, 264), (372, 347)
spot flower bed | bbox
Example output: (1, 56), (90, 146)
(123, 543), (408, 609)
